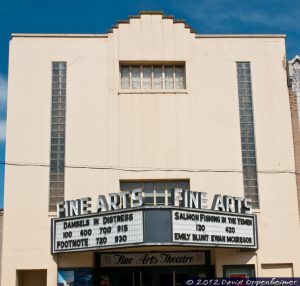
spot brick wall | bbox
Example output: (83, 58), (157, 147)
(0, 210), (3, 286)
(288, 89), (300, 221)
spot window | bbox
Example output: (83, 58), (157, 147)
(261, 264), (293, 277)
(49, 62), (66, 212)
(58, 269), (93, 286)
(120, 180), (190, 206)
(120, 64), (185, 90)
(237, 62), (259, 208)
(17, 270), (47, 286)
(223, 265), (255, 278)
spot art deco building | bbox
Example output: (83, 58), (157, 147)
(1, 11), (300, 286)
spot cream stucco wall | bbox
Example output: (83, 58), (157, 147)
(2, 13), (300, 285)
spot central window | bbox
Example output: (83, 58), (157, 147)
(120, 179), (190, 206)
(120, 64), (185, 90)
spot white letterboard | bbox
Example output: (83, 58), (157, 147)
(172, 210), (257, 248)
(52, 210), (143, 253)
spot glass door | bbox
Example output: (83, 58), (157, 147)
(157, 271), (173, 286)
(98, 267), (208, 286)
(175, 269), (206, 286)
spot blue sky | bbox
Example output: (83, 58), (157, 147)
(0, 0), (299, 208)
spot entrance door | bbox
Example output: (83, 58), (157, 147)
(140, 269), (173, 286)
(99, 268), (202, 286)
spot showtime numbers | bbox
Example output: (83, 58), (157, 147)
(99, 227), (111, 234)
(63, 231), (72, 238)
(95, 224), (130, 244)
(196, 224), (205, 232)
(53, 211), (143, 253)
(80, 229), (92, 237)
(96, 237), (107, 245)
(225, 227), (235, 234)
(117, 224), (128, 233)
(115, 235), (127, 243)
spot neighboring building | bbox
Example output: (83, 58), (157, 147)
(0, 209), (3, 286)
(288, 55), (300, 220)
(2, 11), (300, 286)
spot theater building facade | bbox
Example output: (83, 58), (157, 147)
(2, 11), (300, 286)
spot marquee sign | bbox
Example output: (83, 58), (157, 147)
(52, 189), (258, 253)
(56, 190), (253, 218)
(172, 210), (257, 248)
(52, 210), (143, 253)
(100, 252), (206, 267)
(52, 208), (258, 253)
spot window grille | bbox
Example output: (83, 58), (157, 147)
(49, 62), (66, 212)
(120, 64), (185, 90)
(120, 180), (190, 206)
(237, 62), (259, 208)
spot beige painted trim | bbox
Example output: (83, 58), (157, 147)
(196, 34), (286, 38)
(11, 33), (285, 39)
(118, 89), (188, 95)
(11, 33), (108, 38)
